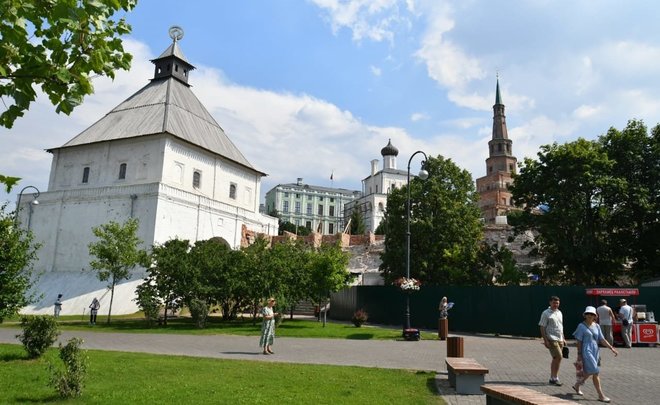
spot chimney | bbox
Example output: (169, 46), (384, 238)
(296, 177), (303, 185)
(370, 159), (379, 175)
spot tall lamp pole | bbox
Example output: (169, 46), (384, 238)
(14, 185), (40, 227)
(404, 151), (428, 334)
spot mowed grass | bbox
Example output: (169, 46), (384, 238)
(3, 315), (437, 340)
(0, 344), (444, 404)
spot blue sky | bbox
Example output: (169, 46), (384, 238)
(3, 0), (660, 207)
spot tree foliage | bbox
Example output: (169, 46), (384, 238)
(510, 120), (660, 284)
(599, 120), (660, 283)
(278, 220), (311, 236)
(88, 218), (148, 323)
(0, 0), (136, 128)
(143, 238), (192, 325)
(0, 204), (40, 322)
(379, 155), (484, 285)
(349, 209), (366, 235)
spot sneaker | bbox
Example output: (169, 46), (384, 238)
(572, 384), (583, 395)
(598, 397), (611, 403)
(549, 379), (563, 386)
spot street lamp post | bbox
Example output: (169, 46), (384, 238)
(404, 151), (428, 338)
(14, 185), (40, 227)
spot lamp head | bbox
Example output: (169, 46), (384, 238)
(31, 199), (39, 205)
(417, 169), (429, 180)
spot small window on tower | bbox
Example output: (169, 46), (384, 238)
(498, 144), (503, 152)
(193, 171), (201, 188)
(229, 183), (237, 199)
(82, 167), (90, 183)
(118, 163), (127, 180)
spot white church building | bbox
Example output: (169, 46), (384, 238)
(344, 139), (408, 233)
(17, 33), (278, 315)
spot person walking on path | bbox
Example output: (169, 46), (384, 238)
(259, 298), (278, 355)
(618, 298), (634, 348)
(572, 306), (618, 403)
(54, 294), (63, 318)
(596, 300), (616, 346)
(89, 297), (100, 325)
(539, 295), (565, 386)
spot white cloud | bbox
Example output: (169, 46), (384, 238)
(414, 3), (485, 90)
(573, 104), (602, 120)
(310, 0), (407, 43)
(370, 65), (382, 76)
(410, 112), (429, 122)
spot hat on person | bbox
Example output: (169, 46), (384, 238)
(583, 306), (597, 316)
(620, 298), (627, 304)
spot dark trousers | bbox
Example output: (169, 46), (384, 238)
(90, 311), (98, 324)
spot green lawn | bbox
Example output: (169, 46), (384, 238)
(0, 344), (444, 404)
(2, 315), (438, 340)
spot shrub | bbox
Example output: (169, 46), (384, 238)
(48, 337), (88, 398)
(351, 309), (368, 327)
(188, 298), (208, 329)
(16, 315), (60, 358)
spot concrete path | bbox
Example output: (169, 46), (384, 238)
(1, 328), (658, 404)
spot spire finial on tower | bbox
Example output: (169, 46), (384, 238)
(495, 74), (502, 105)
(168, 25), (184, 43)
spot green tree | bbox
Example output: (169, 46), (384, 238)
(510, 138), (626, 285)
(267, 239), (310, 318)
(0, 0), (136, 128)
(379, 155), (483, 285)
(599, 120), (660, 283)
(0, 204), (40, 322)
(308, 242), (352, 326)
(144, 238), (192, 325)
(278, 220), (311, 236)
(189, 239), (244, 321)
(88, 218), (149, 324)
(0, 175), (20, 192)
(349, 209), (366, 235)
(242, 237), (274, 322)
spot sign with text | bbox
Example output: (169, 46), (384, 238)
(585, 288), (639, 296)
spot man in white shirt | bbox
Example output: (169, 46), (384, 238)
(539, 296), (565, 386)
(618, 299), (634, 348)
(596, 299), (616, 345)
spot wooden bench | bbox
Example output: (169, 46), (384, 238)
(481, 384), (579, 404)
(445, 357), (489, 395)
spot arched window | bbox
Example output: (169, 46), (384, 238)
(118, 163), (127, 180)
(229, 183), (237, 199)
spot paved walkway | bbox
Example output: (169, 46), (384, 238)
(1, 327), (658, 404)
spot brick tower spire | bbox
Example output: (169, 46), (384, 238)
(475, 78), (518, 224)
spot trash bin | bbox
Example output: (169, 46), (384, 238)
(447, 336), (464, 357)
(438, 318), (448, 340)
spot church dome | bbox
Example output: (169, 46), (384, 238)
(380, 139), (399, 157)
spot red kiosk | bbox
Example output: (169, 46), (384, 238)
(586, 288), (659, 346)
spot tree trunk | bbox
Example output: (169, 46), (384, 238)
(107, 278), (116, 324)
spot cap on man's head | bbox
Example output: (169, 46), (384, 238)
(620, 298), (626, 303)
